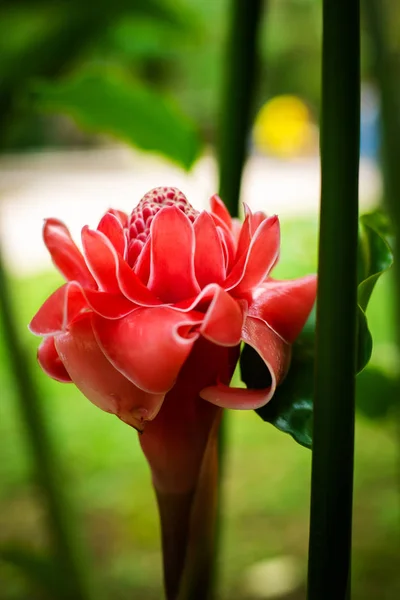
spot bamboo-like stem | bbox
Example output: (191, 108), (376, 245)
(307, 2), (360, 599)
(0, 247), (91, 600)
(217, 0), (264, 217)
(215, 2), (264, 598)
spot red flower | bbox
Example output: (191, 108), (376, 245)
(30, 187), (316, 492)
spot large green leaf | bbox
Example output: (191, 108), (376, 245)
(241, 210), (393, 448)
(33, 67), (202, 170)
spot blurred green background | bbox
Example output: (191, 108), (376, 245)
(0, 0), (399, 599)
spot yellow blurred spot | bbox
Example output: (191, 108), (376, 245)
(253, 95), (313, 158)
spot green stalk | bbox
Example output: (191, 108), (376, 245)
(363, 0), (400, 325)
(0, 247), (91, 600)
(217, 0), (264, 217)
(215, 1), (264, 597)
(308, 1), (360, 599)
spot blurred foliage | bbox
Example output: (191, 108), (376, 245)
(2, 0), (394, 153)
(241, 210), (394, 448)
(33, 67), (201, 169)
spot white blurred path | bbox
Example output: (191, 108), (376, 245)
(0, 146), (381, 274)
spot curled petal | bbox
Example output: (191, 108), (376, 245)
(83, 289), (136, 319)
(37, 336), (71, 382)
(55, 315), (164, 430)
(200, 287), (245, 346)
(135, 238), (151, 284)
(210, 194), (232, 230)
(43, 219), (96, 288)
(200, 316), (291, 409)
(148, 206), (200, 303)
(224, 215), (280, 295)
(97, 212), (126, 256)
(92, 307), (203, 394)
(250, 275), (317, 343)
(108, 208), (128, 228)
(29, 282), (88, 336)
(194, 212), (225, 287)
(82, 226), (121, 293)
(82, 226), (160, 305)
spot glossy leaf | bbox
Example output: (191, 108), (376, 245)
(33, 67), (202, 170)
(241, 211), (393, 448)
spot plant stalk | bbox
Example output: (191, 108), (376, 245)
(0, 246), (91, 600)
(307, 1), (360, 599)
(217, 0), (264, 217)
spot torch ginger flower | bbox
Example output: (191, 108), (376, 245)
(29, 187), (316, 494)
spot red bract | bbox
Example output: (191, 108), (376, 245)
(30, 187), (316, 492)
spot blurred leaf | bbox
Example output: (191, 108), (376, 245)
(0, 547), (62, 600)
(356, 366), (397, 419)
(33, 67), (202, 169)
(241, 210), (394, 448)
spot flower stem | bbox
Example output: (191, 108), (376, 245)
(217, 0), (264, 217)
(308, 2), (360, 599)
(0, 246), (91, 600)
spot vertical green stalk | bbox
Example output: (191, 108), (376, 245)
(217, 0), (264, 217)
(0, 247), (91, 600)
(363, 0), (400, 329)
(215, 1), (264, 597)
(308, 1), (360, 599)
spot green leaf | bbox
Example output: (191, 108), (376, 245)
(0, 546), (63, 600)
(32, 67), (202, 170)
(241, 210), (393, 448)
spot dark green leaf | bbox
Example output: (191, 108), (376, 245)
(0, 546), (63, 599)
(33, 67), (202, 170)
(243, 211), (393, 448)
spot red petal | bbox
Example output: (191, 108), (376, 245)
(43, 219), (96, 288)
(108, 208), (128, 228)
(135, 238), (151, 284)
(200, 316), (291, 409)
(29, 282), (88, 336)
(249, 275), (317, 343)
(224, 215), (280, 295)
(194, 212), (225, 287)
(82, 226), (121, 293)
(210, 194), (232, 229)
(82, 226), (160, 306)
(148, 206), (200, 303)
(235, 213), (252, 260)
(83, 289), (136, 319)
(97, 212), (126, 256)
(92, 307), (203, 394)
(55, 315), (164, 429)
(37, 336), (71, 382)
(200, 287), (245, 346)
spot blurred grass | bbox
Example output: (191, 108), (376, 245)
(0, 216), (398, 599)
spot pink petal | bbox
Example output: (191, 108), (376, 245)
(235, 213), (252, 260)
(194, 212), (225, 287)
(210, 194), (232, 230)
(135, 238), (151, 284)
(200, 315), (291, 409)
(249, 275), (317, 343)
(108, 208), (128, 228)
(97, 212), (126, 256)
(43, 219), (96, 288)
(81, 226), (121, 293)
(82, 226), (160, 305)
(92, 307), (203, 394)
(200, 287), (245, 346)
(55, 315), (164, 430)
(29, 282), (88, 336)
(37, 336), (71, 382)
(148, 206), (200, 303)
(83, 289), (136, 319)
(224, 215), (280, 296)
